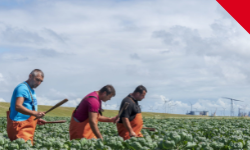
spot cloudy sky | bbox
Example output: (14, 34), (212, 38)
(0, 0), (250, 116)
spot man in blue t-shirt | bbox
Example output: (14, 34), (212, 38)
(7, 69), (46, 144)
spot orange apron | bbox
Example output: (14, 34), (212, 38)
(6, 111), (37, 145)
(116, 113), (143, 140)
(69, 111), (99, 140)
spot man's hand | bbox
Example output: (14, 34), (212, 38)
(111, 115), (120, 124)
(34, 112), (45, 118)
(37, 118), (46, 125)
(129, 131), (137, 137)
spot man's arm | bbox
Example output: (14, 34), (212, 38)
(98, 116), (112, 122)
(15, 97), (45, 118)
(89, 112), (103, 140)
(122, 117), (136, 137)
(37, 118), (46, 125)
(98, 115), (119, 123)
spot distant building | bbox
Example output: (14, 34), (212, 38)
(186, 111), (195, 115)
(186, 111), (208, 116)
(200, 111), (209, 116)
(238, 108), (246, 117)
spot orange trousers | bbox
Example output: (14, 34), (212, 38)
(116, 113), (143, 140)
(6, 111), (37, 145)
(69, 111), (99, 140)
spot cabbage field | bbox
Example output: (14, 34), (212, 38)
(1, 117), (250, 150)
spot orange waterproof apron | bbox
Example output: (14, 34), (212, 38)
(116, 113), (143, 140)
(6, 111), (37, 145)
(69, 111), (99, 140)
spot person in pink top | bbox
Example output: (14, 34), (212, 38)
(69, 85), (119, 140)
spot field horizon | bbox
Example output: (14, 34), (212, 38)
(0, 102), (233, 118)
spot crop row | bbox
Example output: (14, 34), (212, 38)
(1, 117), (250, 149)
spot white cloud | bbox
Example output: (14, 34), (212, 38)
(36, 96), (81, 107)
(67, 98), (82, 107)
(139, 97), (248, 116)
(102, 103), (118, 110)
(0, 98), (6, 102)
(0, 0), (250, 116)
(0, 73), (4, 82)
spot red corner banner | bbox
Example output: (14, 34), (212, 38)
(216, 0), (250, 34)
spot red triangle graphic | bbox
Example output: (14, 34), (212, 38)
(217, 0), (250, 34)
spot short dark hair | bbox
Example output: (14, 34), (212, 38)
(99, 85), (116, 96)
(30, 69), (44, 78)
(133, 85), (147, 94)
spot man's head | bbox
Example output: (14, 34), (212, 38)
(99, 85), (116, 102)
(27, 69), (44, 89)
(132, 85), (147, 101)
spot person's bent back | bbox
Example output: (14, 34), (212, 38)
(69, 85), (119, 140)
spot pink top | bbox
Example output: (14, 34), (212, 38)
(73, 91), (101, 122)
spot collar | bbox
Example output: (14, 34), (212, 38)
(94, 91), (100, 101)
(24, 82), (34, 91)
(128, 94), (138, 103)
(95, 91), (102, 108)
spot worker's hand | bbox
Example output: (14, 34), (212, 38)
(129, 131), (137, 137)
(34, 112), (45, 118)
(111, 115), (120, 124)
(37, 118), (46, 125)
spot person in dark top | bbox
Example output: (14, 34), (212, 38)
(117, 95), (142, 123)
(116, 85), (147, 140)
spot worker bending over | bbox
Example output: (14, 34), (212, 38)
(117, 85), (147, 140)
(7, 69), (46, 144)
(69, 85), (119, 140)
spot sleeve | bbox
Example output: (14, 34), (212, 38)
(87, 98), (100, 113)
(15, 85), (29, 99)
(120, 101), (133, 118)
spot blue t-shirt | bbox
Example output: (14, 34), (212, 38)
(10, 82), (38, 121)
